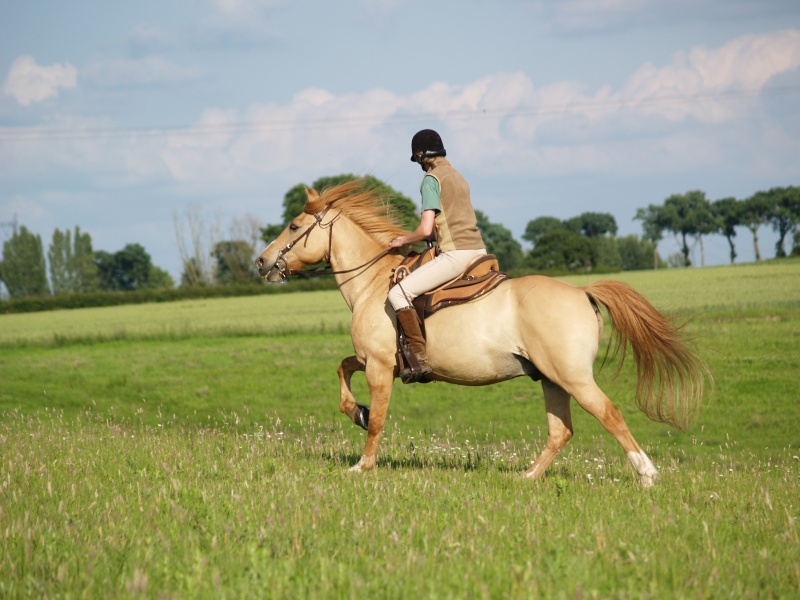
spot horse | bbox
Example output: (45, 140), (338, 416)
(256, 181), (710, 487)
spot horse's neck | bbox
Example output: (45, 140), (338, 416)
(330, 218), (400, 312)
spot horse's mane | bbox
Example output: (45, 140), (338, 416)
(303, 180), (409, 245)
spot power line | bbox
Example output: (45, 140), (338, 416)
(1, 85), (798, 143)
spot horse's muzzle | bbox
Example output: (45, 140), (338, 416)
(255, 256), (278, 281)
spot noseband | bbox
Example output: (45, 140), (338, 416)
(266, 204), (333, 279)
(261, 204), (392, 281)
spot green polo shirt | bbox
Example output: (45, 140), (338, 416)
(421, 175), (441, 213)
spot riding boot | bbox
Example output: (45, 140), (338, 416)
(395, 307), (432, 384)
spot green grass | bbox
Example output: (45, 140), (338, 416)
(1, 410), (798, 599)
(0, 261), (799, 598)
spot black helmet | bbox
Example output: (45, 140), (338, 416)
(410, 129), (446, 162)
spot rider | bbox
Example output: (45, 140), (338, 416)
(388, 129), (487, 382)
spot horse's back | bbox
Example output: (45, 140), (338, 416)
(423, 275), (602, 384)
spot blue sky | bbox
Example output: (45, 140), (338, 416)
(2, 0), (799, 280)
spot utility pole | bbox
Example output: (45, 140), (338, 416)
(0, 214), (18, 240)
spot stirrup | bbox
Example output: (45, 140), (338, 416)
(399, 360), (432, 385)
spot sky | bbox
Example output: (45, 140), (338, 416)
(2, 0), (799, 282)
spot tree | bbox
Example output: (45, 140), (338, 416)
(564, 212), (619, 271)
(635, 204), (667, 270)
(763, 186), (800, 258)
(72, 227), (99, 292)
(145, 265), (175, 289)
(652, 191), (715, 267)
(522, 216), (563, 246)
(617, 235), (664, 271)
(262, 174), (419, 245)
(564, 212), (618, 238)
(593, 236), (622, 271)
(711, 197), (742, 265)
(528, 229), (595, 272)
(740, 192), (771, 263)
(174, 205), (218, 287)
(0, 225), (49, 298)
(180, 258), (205, 288)
(48, 226), (99, 294)
(96, 243), (155, 291)
(475, 210), (523, 270)
(523, 214), (619, 272)
(48, 227), (73, 295)
(213, 240), (260, 285)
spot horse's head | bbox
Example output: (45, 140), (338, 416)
(256, 187), (331, 282)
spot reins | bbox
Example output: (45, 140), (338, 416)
(267, 204), (394, 280)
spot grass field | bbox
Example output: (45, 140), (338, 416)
(1, 261), (799, 598)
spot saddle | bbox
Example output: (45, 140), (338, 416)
(390, 245), (508, 377)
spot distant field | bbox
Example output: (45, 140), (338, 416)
(0, 261), (798, 598)
(1, 260), (797, 348)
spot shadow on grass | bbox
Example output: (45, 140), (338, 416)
(320, 450), (538, 475)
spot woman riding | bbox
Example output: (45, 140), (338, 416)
(388, 129), (487, 382)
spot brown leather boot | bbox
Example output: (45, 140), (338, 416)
(395, 307), (432, 383)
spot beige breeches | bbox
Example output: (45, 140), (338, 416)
(388, 248), (487, 311)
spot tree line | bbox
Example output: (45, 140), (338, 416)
(0, 227), (175, 299)
(636, 186), (800, 267)
(2, 178), (798, 300)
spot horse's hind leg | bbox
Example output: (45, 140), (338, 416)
(569, 381), (659, 487)
(525, 379), (573, 480)
(337, 356), (368, 430)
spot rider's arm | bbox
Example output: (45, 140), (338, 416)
(389, 210), (436, 248)
(389, 175), (440, 248)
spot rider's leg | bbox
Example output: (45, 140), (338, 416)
(395, 307), (432, 382)
(387, 249), (485, 382)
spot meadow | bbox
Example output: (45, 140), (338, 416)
(0, 261), (798, 598)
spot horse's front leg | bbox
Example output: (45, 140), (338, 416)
(337, 356), (369, 430)
(349, 359), (395, 472)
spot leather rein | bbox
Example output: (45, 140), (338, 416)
(266, 204), (392, 280)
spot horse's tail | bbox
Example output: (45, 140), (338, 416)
(583, 279), (711, 431)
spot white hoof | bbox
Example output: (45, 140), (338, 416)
(627, 450), (659, 488)
(639, 471), (659, 488)
(348, 458), (367, 473)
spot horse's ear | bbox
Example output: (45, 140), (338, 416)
(305, 187), (319, 202)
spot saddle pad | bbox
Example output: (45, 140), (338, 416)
(421, 267), (508, 318)
(397, 253), (508, 320)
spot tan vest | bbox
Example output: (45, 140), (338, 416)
(424, 159), (485, 252)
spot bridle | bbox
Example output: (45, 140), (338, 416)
(259, 204), (392, 281)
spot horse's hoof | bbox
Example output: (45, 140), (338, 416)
(348, 457), (375, 473)
(640, 473), (659, 488)
(348, 458), (368, 473)
(355, 404), (369, 431)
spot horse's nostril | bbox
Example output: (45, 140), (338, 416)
(256, 257), (263, 269)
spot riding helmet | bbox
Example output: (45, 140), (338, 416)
(410, 129), (446, 162)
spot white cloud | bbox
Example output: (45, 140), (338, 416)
(4, 30), (798, 202)
(3, 55), (77, 106)
(154, 29), (800, 190)
(621, 29), (800, 121)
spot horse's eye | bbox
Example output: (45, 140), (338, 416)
(289, 223), (299, 231)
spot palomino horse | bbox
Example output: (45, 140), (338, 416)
(256, 181), (709, 487)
